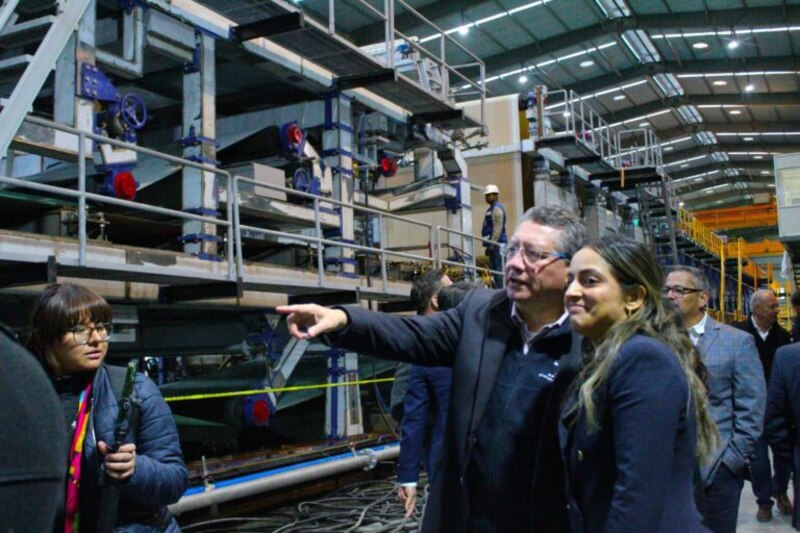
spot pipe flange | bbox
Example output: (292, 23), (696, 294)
(358, 448), (378, 471)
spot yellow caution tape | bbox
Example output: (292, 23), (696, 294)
(163, 377), (395, 402)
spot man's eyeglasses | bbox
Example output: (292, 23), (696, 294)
(67, 324), (113, 345)
(661, 286), (703, 297)
(504, 245), (570, 264)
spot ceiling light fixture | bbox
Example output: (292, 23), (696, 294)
(761, 170), (771, 175)
(580, 60), (595, 68)
(743, 136), (755, 141)
(458, 25), (469, 36)
(728, 110), (742, 115)
(693, 42), (709, 49)
(563, 112), (571, 117)
(754, 155), (764, 159)
(712, 80), (728, 86)
(664, 146), (674, 151)
(518, 74), (528, 84)
(727, 40), (740, 50)
(681, 164), (690, 168)
(613, 94), (626, 101)
(745, 84), (755, 92)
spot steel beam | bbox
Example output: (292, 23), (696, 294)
(0, 0), (93, 157)
(570, 56), (799, 95)
(664, 143), (800, 165)
(671, 162), (772, 181)
(676, 175), (774, 194)
(479, 6), (800, 81)
(182, 32), (218, 257)
(604, 93), (800, 124)
(682, 188), (771, 208)
(658, 121), (800, 142)
(351, 0), (491, 46)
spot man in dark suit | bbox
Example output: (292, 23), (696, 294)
(389, 270), (452, 423)
(396, 281), (473, 518)
(734, 289), (794, 521)
(665, 266), (765, 533)
(765, 342), (800, 530)
(279, 205), (587, 532)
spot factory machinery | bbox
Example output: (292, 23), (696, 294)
(0, 0), (793, 521)
(0, 0), (503, 517)
(515, 84), (790, 323)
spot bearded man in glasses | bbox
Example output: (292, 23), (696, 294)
(664, 266), (765, 533)
(278, 206), (586, 532)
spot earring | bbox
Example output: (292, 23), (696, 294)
(625, 307), (632, 318)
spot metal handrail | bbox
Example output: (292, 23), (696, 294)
(232, 174), (437, 293)
(435, 225), (505, 285)
(12, 115), (236, 279)
(9, 117), (482, 297)
(324, 0), (486, 125)
(541, 89), (619, 170)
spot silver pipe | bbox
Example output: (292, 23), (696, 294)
(314, 197), (324, 287)
(78, 133), (86, 266)
(170, 445), (400, 514)
(232, 176), (245, 282)
(225, 173), (234, 281)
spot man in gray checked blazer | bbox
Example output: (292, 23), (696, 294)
(665, 266), (766, 533)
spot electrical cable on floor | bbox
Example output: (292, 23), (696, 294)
(180, 477), (426, 532)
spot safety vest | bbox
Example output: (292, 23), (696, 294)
(481, 202), (507, 244)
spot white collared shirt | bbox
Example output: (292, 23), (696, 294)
(687, 312), (709, 347)
(511, 303), (569, 355)
(751, 315), (770, 341)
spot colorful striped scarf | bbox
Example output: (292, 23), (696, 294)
(64, 382), (92, 533)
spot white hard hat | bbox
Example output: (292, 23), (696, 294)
(484, 184), (499, 195)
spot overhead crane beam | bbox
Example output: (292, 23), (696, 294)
(692, 203), (778, 231)
(740, 240), (786, 257)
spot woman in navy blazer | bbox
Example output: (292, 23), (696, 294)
(560, 237), (718, 532)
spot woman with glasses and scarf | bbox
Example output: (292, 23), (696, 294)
(25, 283), (187, 532)
(560, 237), (718, 532)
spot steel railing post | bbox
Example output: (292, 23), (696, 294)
(314, 197), (324, 287)
(78, 133), (86, 266)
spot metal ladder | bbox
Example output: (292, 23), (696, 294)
(0, 0), (93, 157)
(636, 179), (678, 266)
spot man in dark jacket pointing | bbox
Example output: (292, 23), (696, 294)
(279, 206), (586, 532)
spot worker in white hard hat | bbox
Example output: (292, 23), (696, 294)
(481, 184), (507, 287)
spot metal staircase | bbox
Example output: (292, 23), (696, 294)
(0, 0), (92, 157)
(636, 180), (678, 266)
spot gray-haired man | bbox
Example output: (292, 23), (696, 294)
(664, 266), (765, 533)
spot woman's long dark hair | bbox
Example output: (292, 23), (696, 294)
(25, 283), (112, 367)
(567, 237), (718, 463)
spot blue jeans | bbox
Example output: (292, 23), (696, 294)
(486, 246), (503, 288)
(751, 434), (793, 506)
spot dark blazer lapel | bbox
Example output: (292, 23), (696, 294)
(466, 294), (514, 440)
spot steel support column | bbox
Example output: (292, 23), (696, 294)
(323, 93), (356, 276)
(182, 32), (218, 257)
